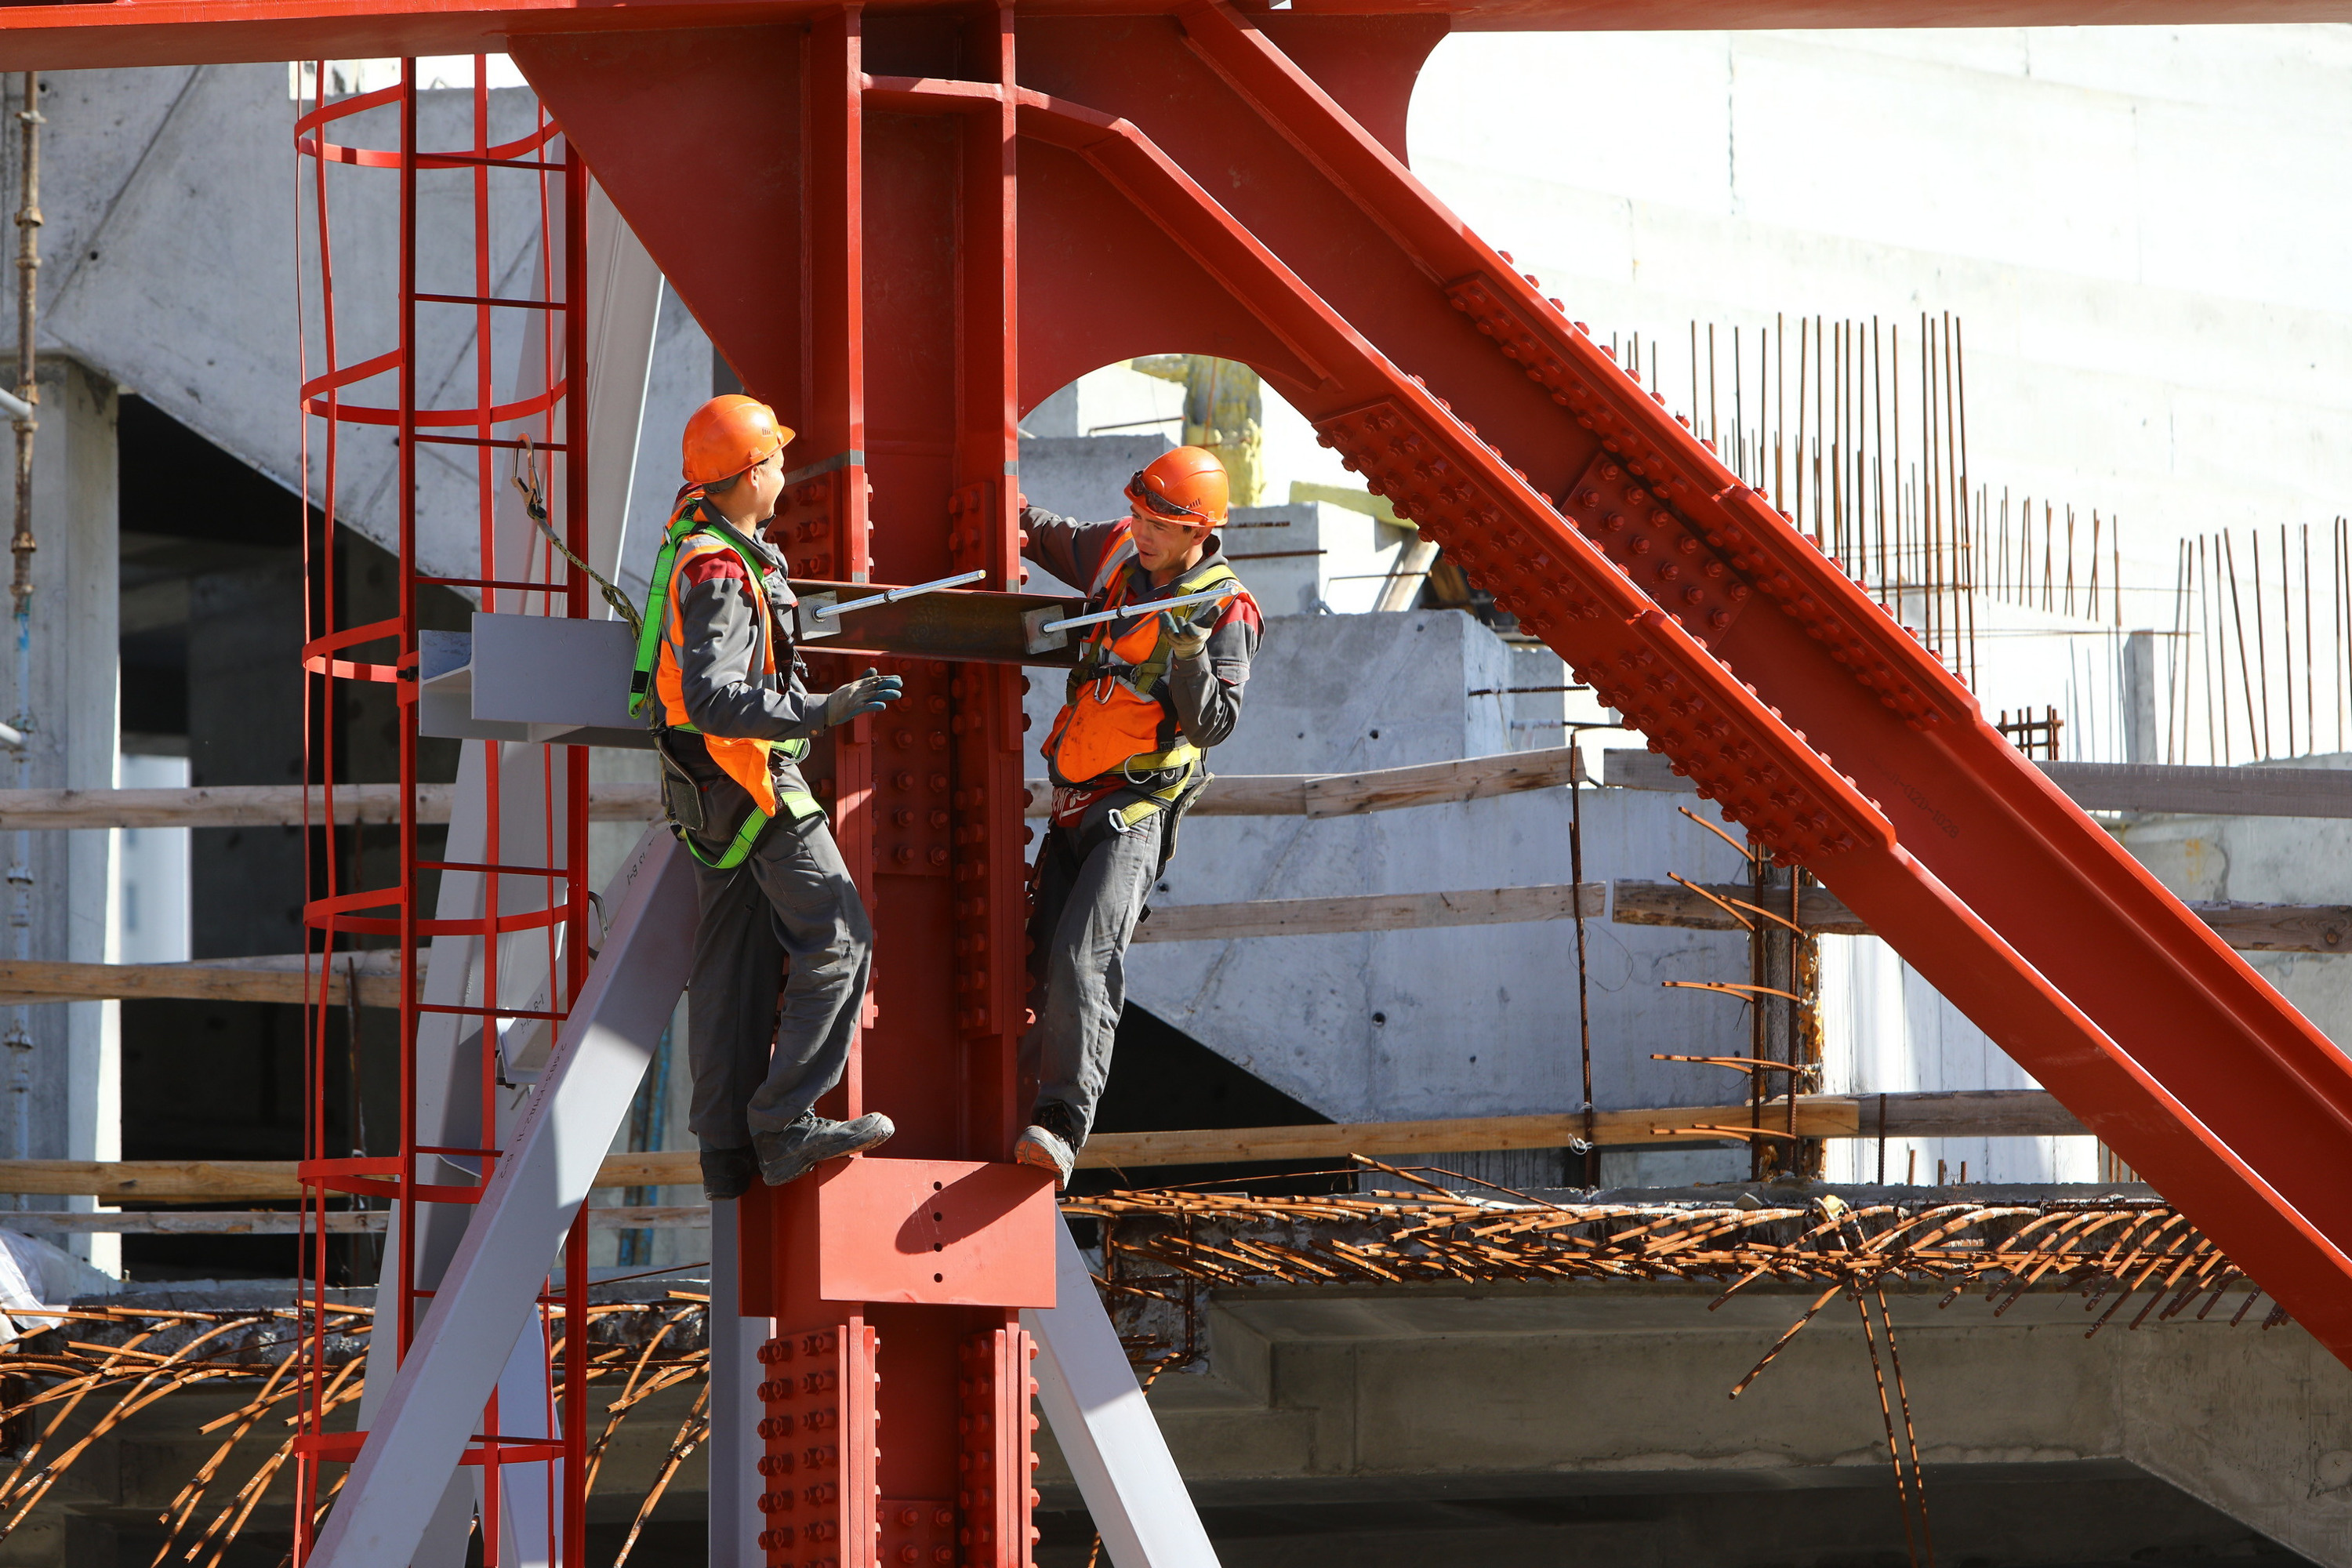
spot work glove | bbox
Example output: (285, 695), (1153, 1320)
(1160, 608), (1211, 661)
(822, 668), (904, 729)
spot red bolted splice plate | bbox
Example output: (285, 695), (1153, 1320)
(795, 1156), (1058, 1308)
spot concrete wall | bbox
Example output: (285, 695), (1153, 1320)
(1014, 433), (1174, 593)
(2115, 751), (2352, 1062)
(15, 67), (710, 610)
(1028, 608), (1757, 1184)
(1409, 27), (2352, 561)
(1221, 502), (1410, 619)
(1058, 1265), (2352, 1564)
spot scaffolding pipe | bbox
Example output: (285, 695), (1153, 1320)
(6, 70), (36, 1188)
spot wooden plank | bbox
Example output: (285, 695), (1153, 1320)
(0, 753), (1585, 828)
(1074, 1090), (2081, 1168)
(0, 781), (662, 830)
(1131, 883), (1604, 944)
(1301, 745), (1584, 818)
(0, 1151), (704, 1200)
(1610, 880), (1870, 935)
(0, 1159), (314, 1200)
(597, 1149), (699, 1187)
(0, 881), (1614, 1008)
(1022, 745), (1584, 819)
(1611, 880), (2352, 955)
(2042, 760), (2352, 818)
(1606, 746), (2352, 821)
(1165, 775), (1309, 816)
(2196, 901), (2352, 953)
(0, 956), (410, 1008)
(1869, 1090), (2087, 1138)
(0, 1091), (2084, 1196)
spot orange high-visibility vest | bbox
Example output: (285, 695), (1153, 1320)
(630, 496), (817, 867)
(1040, 524), (1247, 789)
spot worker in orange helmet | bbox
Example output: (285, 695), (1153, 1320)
(1014, 445), (1263, 1188)
(631, 394), (905, 1198)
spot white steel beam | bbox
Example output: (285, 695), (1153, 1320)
(309, 825), (694, 1568)
(1022, 1222), (1221, 1568)
(707, 1199), (775, 1568)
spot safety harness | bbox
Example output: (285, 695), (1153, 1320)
(1041, 529), (1247, 832)
(631, 496), (819, 869)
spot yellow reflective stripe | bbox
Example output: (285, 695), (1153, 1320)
(685, 808), (768, 870)
(1123, 741), (1200, 773)
(1112, 764), (1202, 830)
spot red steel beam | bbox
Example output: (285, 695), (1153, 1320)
(6, 0), (2352, 73)
(1000, 7), (2352, 1356)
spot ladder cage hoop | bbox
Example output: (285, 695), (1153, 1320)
(291, 57), (595, 1566)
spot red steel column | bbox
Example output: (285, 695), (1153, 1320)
(749, 17), (883, 1568)
(513, 17), (1049, 1559)
(950, 14), (1040, 1563)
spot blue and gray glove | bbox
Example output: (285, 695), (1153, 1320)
(821, 668), (904, 728)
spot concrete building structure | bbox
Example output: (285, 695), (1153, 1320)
(1039, 1191), (2352, 1567)
(0, 27), (2347, 1566)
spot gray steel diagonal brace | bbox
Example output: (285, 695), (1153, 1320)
(1024, 1221), (1222, 1568)
(308, 825), (695, 1568)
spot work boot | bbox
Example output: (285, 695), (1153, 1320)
(700, 1146), (759, 1203)
(1013, 1103), (1083, 1192)
(753, 1112), (896, 1187)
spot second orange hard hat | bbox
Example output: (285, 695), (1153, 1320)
(1125, 445), (1229, 528)
(682, 394), (793, 488)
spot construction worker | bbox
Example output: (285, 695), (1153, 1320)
(633, 394), (905, 1200)
(1014, 447), (1262, 1187)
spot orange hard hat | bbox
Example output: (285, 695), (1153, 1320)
(681, 394), (792, 487)
(1125, 445), (1229, 528)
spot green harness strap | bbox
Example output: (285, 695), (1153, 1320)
(631, 503), (817, 870)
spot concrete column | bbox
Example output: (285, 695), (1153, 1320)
(2124, 629), (2161, 765)
(0, 358), (119, 1272)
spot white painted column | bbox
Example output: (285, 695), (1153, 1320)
(0, 358), (119, 1274)
(707, 1200), (773, 1568)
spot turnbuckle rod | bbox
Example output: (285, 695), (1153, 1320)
(1041, 581), (1236, 634)
(811, 568), (988, 619)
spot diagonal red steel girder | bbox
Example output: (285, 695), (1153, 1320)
(998, 5), (2352, 1359)
(562, 52), (2352, 1370)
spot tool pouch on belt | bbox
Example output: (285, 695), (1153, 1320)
(652, 728), (764, 862)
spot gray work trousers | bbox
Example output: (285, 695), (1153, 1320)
(1021, 808), (1165, 1145)
(686, 814), (873, 1149)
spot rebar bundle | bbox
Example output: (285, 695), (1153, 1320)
(0, 1295), (710, 1566)
(1072, 1183), (2281, 1348)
